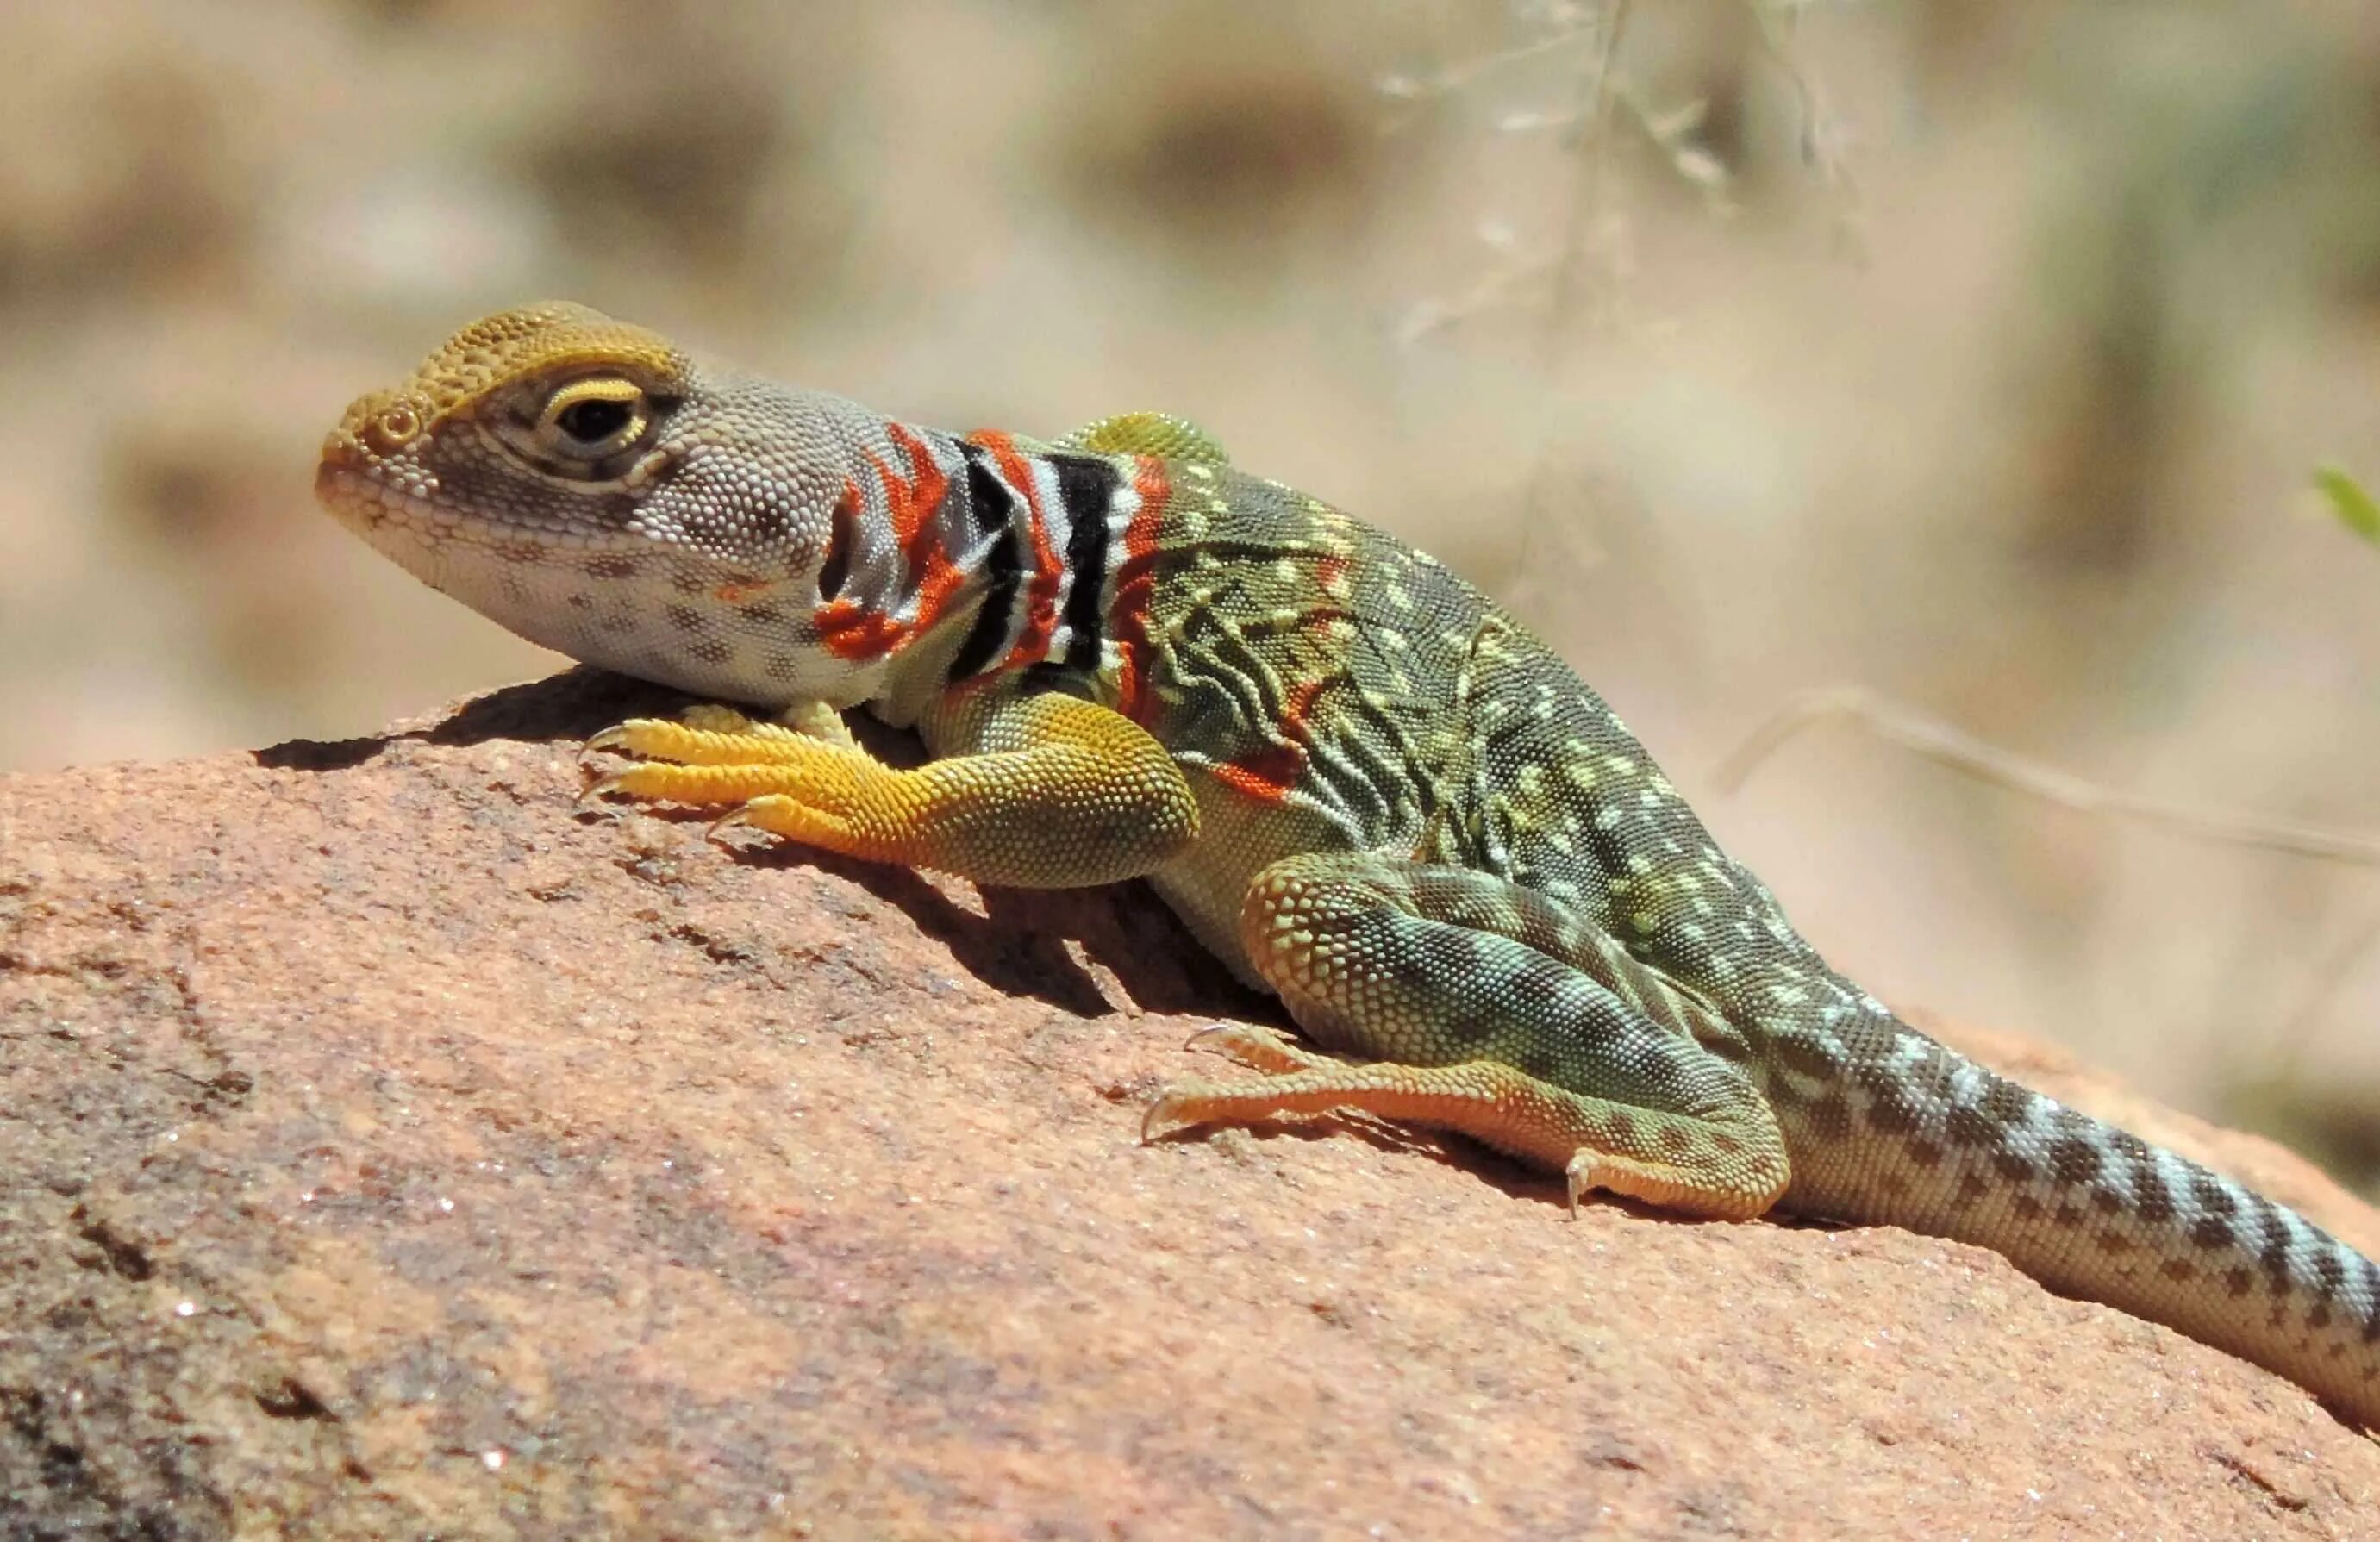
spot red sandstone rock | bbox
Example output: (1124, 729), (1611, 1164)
(3, 669), (2375, 1539)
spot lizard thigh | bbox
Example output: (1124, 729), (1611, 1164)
(1149, 852), (1791, 1220)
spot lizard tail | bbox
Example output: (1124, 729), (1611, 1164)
(1780, 1021), (2380, 1429)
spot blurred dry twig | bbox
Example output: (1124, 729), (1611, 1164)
(1390, 0), (1857, 346)
(1717, 685), (2380, 870)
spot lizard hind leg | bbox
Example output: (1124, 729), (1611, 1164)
(1145, 853), (1792, 1222)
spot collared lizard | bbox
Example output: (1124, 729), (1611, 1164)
(316, 303), (2380, 1428)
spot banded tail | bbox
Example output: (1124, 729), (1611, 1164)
(1779, 1015), (2380, 1427)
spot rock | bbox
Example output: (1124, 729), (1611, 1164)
(3, 668), (2375, 1539)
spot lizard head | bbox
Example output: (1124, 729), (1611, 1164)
(316, 303), (883, 703)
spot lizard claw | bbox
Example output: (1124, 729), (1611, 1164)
(1140, 1089), (1204, 1146)
(582, 724), (634, 757)
(705, 803), (759, 844)
(578, 771), (631, 808)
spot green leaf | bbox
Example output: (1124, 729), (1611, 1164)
(2314, 465), (2380, 546)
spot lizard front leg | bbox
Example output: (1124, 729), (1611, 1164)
(585, 689), (1198, 889)
(1146, 853), (1791, 1220)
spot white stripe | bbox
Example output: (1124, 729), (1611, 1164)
(1025, 455), (1076, 661)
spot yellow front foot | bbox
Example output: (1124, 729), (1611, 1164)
(580, 708), (863, 822)
(579, 690), (1197, 890)
(580, 702), (953, 867)
(580, 699), (855, 771)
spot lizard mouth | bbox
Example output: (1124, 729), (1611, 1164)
(314, 436), (627, 559)
(313, 429), (417, 536)
(312, 442), (373, 527)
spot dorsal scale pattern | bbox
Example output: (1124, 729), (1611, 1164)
(316, 303), (2380, 1431)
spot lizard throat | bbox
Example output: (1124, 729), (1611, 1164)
(315, 460), (865, 704)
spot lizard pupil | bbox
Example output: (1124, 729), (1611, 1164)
(555, 398), (632, 444)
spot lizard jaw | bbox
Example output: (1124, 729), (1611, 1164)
(315, 431), (871, 708)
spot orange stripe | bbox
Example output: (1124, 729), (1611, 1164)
(882, 423), (969, 641)
(813, 427), (963, 663)
(815, 597), (906, 661)
(882, 423), (949, 559)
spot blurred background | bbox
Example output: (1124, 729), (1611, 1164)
(2, 2), (2375, 1190)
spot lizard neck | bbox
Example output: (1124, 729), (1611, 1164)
(869, 429), (1145, 727)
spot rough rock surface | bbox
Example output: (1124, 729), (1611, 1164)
(3, 668), (2376, 1540)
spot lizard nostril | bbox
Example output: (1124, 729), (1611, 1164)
(367, 404), (422, 453)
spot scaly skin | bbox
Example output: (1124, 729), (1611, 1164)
(319, 303), (2380, 1427)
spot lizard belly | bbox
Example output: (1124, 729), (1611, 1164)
(1149, 769), (1361, 990)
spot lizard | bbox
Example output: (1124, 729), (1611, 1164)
(315, 301), (2380, 1429)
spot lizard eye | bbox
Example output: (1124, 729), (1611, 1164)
(556, 397), (631, 444)
(529, 376), (653, 462)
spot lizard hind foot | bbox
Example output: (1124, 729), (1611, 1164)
(1143, 1024), (1368, 1144)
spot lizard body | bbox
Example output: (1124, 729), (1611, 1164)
(318, 303), (2380, 1427)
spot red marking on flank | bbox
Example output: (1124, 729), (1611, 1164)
(1108, 456), (1170, 722)
(1213, 677), (1325, 805)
